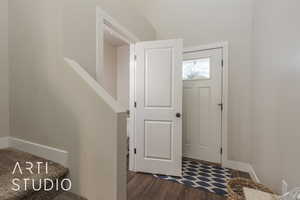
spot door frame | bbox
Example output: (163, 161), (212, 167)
(96, 7), (140, 171)
(183, 42), (229, 166)
(96, 7), (140, 83)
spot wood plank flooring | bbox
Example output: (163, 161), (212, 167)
(127, 161), (251, 200)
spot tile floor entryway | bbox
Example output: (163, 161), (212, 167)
(127, 159), (251, 200)
(153, 159), (232, 196)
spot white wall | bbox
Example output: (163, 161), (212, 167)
(0, 0), (9, 138)
(9, 0), (155, 198)
(117, 45), (130, 109)
(101, 42), (130, 108)
(63, 0), (156, 79)
(251, 0), (300, 192)
(102, 40), (118, 99)
(132, 0), (254, 163)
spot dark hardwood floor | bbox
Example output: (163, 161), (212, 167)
(127, 160), (251, 200)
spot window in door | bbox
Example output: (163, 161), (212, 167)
(183, 58), (210, 80)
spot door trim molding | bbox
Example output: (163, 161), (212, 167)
(96, 6), (140, 83)
(96, 7), (140, 171)
(183, 41), (229, 166)
(129, 44), (136, 171)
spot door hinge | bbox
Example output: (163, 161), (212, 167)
(221, 59), (224, 68)
(220, 148), (223, 155)
(126, 110), (130, 117)
(218, 103), (223, 111)
(134, 102), (137, 108)
(134, 55), (137, 61)
(134, 148), (137, 154)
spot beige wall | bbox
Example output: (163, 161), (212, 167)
(102, 40), (118, 99)
(132, 0), (254, 163)
(9, 0), (155, 198)
(63, 0), (156, 79)
(101, 43), (130, 108)
(8, 0), (300, 195)
(117, 45), (130, 109)
(251, 0), (300, 192)
(0, 0), (9, 138)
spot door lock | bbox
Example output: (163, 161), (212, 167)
(176, 113), (181, 118)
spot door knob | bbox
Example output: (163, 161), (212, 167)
(176, 113), (181, 118)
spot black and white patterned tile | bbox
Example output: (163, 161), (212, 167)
(153, 159), (232, 196)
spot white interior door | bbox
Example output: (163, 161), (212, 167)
(135, 39), (183, 176)
(182, 48), (222, 163)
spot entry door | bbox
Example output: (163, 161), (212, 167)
(183, 48), (222, 163)
(135, 39), (183, 176)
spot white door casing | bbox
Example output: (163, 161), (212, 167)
(183, 48), (223, 163)
(135, 39), (183, 176)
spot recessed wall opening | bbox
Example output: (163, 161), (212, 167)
(96, 8), (139, 175)
(101, 25), (130, 110)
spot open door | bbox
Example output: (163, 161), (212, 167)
(134, 39), (183, 176)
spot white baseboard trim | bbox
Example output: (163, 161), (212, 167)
(0, 137), (10, 149)
(9, 137), (68, 167)
(4, 136), (260, 183)
(223, 160), (260, 183)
